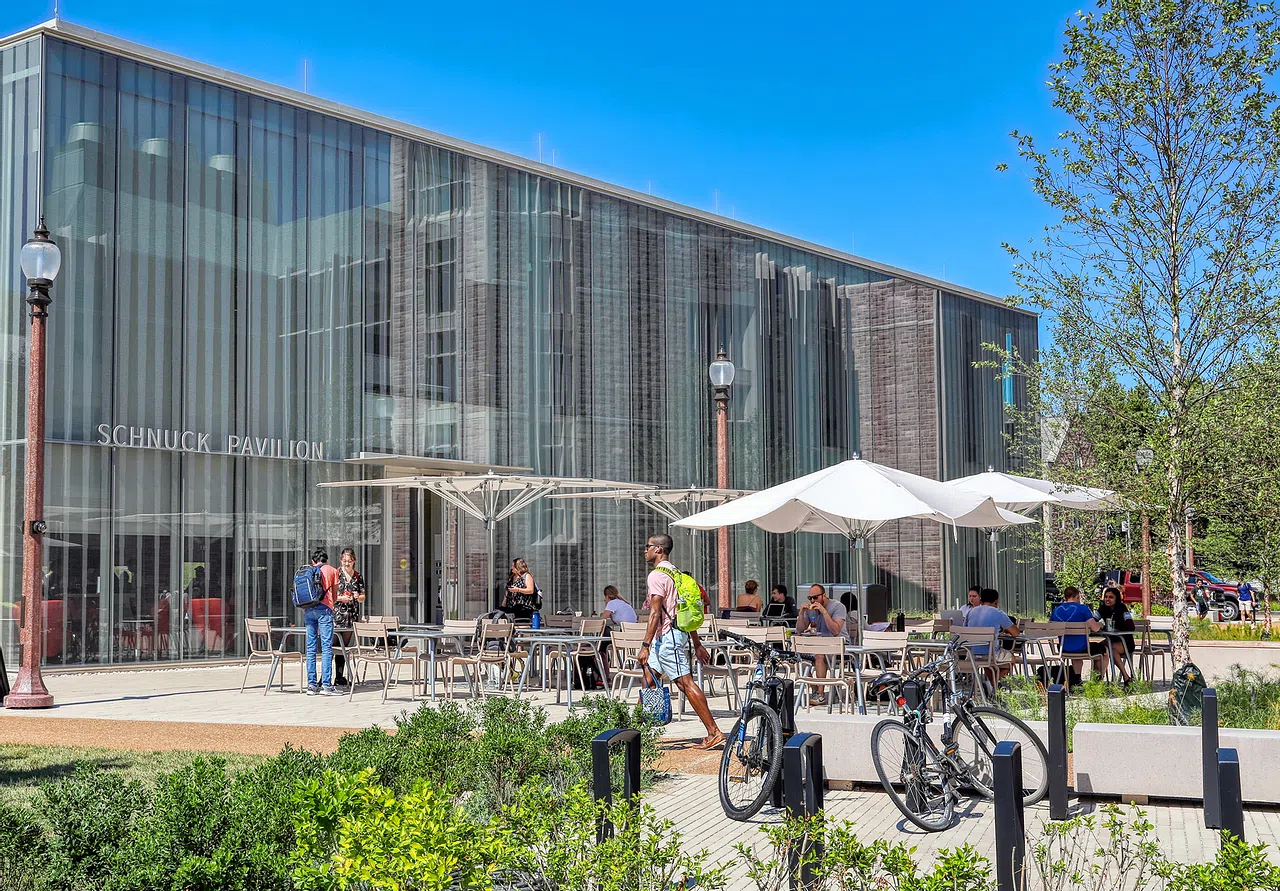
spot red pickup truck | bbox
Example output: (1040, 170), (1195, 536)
(1097, 569), (1241, 620)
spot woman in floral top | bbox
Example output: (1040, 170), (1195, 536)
(333, 547), (366, 687)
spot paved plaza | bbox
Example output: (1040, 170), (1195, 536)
(4, 664), (1279, 889)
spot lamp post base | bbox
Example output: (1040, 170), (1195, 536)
(5, 669), (53, 709)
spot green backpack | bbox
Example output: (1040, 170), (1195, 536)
(657, 566), (705, 633)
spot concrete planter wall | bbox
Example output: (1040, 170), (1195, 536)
(794, 712), (1049, 785)
(1073, 723), (1280, 804)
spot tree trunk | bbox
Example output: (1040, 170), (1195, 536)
(1168, 387), (1191, 667)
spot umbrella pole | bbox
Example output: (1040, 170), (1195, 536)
(487, 518), (496, 618)
(991, 529), (999, 591)
(851, 536), (864, 644)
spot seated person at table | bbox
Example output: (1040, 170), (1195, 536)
(963, 588), (1018, 680)
(1050, 586), (1105, 683)
(737, 579), (763, 612)
(960, 585), (981, 620)
(601, 585), (637, 626)
(762, 584), (798, 620)
(797, 584), (853, 701)
(1096, 585), (1136, 685)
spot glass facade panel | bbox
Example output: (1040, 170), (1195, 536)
(939, 291), (1043, 615)
(0, 33), (1037, 666)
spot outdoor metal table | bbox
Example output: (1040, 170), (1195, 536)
(395, 626), (475, 699)
(1090, 630), (1136, 683)
(840, 642), (910, 714)
(514, 632), (609, 707)
(269, 625), (350, 691)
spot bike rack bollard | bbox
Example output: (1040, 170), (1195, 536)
(769, 678), (799, 808)
(781, 733), (823, 891)
(1203, 688), (1220, 829)
(1217, 747), (1245, 846)
(1047, 684), (1069, 820)
(592, 728), (642, 843)
(993, 740), (1026, 891)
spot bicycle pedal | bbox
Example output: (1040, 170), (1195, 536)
(728, 776), (748, 785)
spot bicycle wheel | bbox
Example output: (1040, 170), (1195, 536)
(951, 706), (1050, 805)
(719, 699), (784, 821)
(870, 719), (955, 832)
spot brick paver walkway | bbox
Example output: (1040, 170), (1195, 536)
(645, 774), (1280, 888)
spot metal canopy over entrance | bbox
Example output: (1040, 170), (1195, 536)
(320, 471), (644, 617)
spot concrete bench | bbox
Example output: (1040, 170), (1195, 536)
(1074, 722), (1280, 804)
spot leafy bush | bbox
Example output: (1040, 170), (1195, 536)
(291, 770), (506, 891)
(1208, 666), (1280, 731)
(735, 814), (994, 891)
(0, 801), (48, 891)
(290, 771), (724, 891)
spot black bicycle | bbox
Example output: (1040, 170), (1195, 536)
(868, 642), (1049, 831)
(717, 630), (814, 821)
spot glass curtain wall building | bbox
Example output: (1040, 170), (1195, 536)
(0, 22), (1040, 667)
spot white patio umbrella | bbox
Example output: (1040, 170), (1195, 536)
(548, 486), (754, 577)
(673, 456), (1031, 632)
(949, 467), (1122, 602)
(949, 467), (1064, 595)
(319, 471), (641, 616)
(952, 468), (1123, 512)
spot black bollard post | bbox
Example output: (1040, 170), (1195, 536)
(782, 733), (824, 891)
(1218, 747), (1245, 847)
(1203, 688), (1220, 829)
(592, 728), (642, 843)
(1047, 684), (1069, 820)
(769, 677), (798, 808)
(993, 741), (1026, 891)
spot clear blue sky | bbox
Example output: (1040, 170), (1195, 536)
(3, 0), (1078, 304)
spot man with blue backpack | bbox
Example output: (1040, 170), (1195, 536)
(293, 548), (341, 695)
(637, 533), (725, 750)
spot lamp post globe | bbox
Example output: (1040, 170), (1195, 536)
(6, 217), (59, 709)
(708, 349), (735, 390)
(20, 220), (62, 287)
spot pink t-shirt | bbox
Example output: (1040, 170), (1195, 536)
(316, 563), (339, 610)
(646, 561), (679, 637)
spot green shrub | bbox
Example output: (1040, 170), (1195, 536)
(735, 814), (993, 891)
(291, 769), (506, 891)
(38, 764), (146, 890)
(1209, 666), (1280, 730)
(0, 801), (48, 891)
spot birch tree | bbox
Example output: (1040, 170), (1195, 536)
(1004, 0), (1280, 664)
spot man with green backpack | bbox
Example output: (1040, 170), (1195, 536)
(637, 533), (726, 749)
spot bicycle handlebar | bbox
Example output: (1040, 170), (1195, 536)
(718, 629), (816, 664)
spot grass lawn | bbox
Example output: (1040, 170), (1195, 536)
(0, 743), (267, 808)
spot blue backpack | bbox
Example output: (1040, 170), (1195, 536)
(292, 564), (326, 609)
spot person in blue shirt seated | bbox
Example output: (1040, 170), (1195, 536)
(1049, 586), (1104, 684)
(964, 588), (1019, 681)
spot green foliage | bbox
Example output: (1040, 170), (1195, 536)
(0, 801), (48, 891)
(1187, 619), (1270, 641)
(1030, 805), (1166, 891)
(291, 770), (506, 891)
(734, 814), (994, 891)
(1209, 666), (1280, 731)
(1165, 833), (1280, 890)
